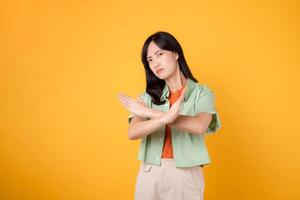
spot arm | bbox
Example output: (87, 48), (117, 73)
(146, 108), (212, 135)
(120, 85), (212, 137)
(119, 92), (168, 140)
(128, 114), (166, 140)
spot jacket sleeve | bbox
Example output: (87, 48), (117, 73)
(194, 85), (222, 134)
(128, 91), (150, 123)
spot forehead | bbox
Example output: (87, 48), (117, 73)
(147, 41), (162, 56)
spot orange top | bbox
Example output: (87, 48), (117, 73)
(161, 86), (185, 158)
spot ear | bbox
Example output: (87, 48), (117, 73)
(174, 52), (179, 60)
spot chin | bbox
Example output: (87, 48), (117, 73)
(156, 72), (171, 80)
(156, 74), (167, 80)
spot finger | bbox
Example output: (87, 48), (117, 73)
(118, 93), (134, 104)
(172, 97), (183, 106)
(181, 84), (188, 95)
(138, 96), (143, 101)
(179, 85), (187, 101)
(118, 95), (133, 107)
(119, 99), (129, 108)
(119, 99), (131, 109)
(137, 96), (145, 103)
(119, 93), (136, 103)
(119, 99), (134, 112)
(178, 91), (186, 102)
(118, 95), (131, 105)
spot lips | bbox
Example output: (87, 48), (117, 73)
(156, 68), (164, 74)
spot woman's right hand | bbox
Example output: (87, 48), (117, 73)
(118, 92), (151, 118)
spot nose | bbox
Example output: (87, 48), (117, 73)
(153, 60), (160, 68)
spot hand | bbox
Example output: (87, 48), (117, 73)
(161, 83), (187, 125)
(118, 92), (150, 118)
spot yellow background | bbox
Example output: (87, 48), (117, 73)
(1, 0), (299, 199)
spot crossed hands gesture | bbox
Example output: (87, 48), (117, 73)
(118, 84), (187, 125)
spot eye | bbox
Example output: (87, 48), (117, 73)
(147, 59), (152, 63)
(158, 52), (163, 56)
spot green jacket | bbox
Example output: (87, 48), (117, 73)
(128, 78), (221, 167)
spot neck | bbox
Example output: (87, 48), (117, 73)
(165, 64), (187, 93)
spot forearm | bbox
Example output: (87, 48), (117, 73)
(128, 116), (166, 140)
(169, 115), (209, 135)
(146, 107), (165, 118)
(146, 108), (209, 135)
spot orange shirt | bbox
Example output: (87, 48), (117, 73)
(161, 86), (185, 158)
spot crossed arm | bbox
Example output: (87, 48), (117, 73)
(118, 92), (213, 140)
(128, 108), (212, 140)
(147, 108), (212, 135)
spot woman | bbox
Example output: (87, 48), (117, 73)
(118, 31), (221, 200)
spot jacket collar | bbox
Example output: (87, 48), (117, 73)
(160, 77), (196, 102)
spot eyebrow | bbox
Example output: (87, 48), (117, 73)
(147, 50), (163, 59)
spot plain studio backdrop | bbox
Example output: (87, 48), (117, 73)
(0, 0), (299, 199)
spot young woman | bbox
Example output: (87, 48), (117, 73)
(118, 31), (221, 200)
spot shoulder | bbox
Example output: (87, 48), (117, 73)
(194, 82), (215, 96)
(138, 91), (151, 105)
(139, 91), (151, 99)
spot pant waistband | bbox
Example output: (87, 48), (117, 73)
(142, 158), (203, 168)
(160, 158), (176, 167)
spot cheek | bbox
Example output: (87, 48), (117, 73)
(149, 64), (156, 73)
(162, 56), (177, 68)
(149, 62), (154, 68)
(164, 54), (176, 63)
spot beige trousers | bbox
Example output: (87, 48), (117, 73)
(134, 158), (204, 200)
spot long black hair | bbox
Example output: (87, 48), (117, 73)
(141, 31), (198, 105)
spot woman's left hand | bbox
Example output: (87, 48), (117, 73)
(161, 84), (187, 125)
(118, 92), (150, 118)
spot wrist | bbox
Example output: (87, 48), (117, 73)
(158, 115), (168, 125)
(147, 108), (165, 119)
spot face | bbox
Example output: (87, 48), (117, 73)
(146, 41), (179, 80)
